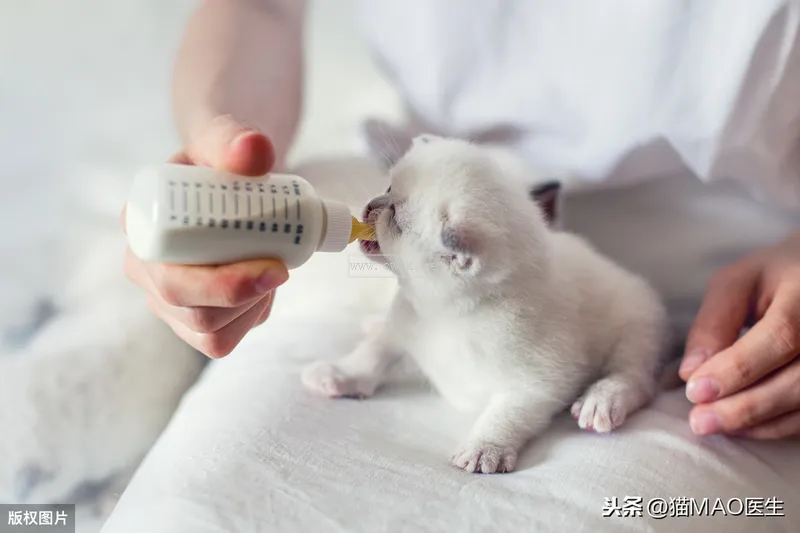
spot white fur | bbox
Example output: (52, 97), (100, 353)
(303, 136), (671, 474)
(0, 163), (206, 507)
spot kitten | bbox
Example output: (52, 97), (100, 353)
(303, 135), (671, 474)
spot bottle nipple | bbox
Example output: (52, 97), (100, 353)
(349, 217), (376, 242)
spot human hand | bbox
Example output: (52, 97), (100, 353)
(680, 230), (800, 439)
(123, 115), (289, 358)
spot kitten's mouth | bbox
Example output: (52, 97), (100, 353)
(360, 204), (383, 255)
(359, 239), (381, 255)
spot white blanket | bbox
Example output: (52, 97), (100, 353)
(102, 305), (800, 533)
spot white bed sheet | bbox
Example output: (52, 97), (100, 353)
(102, 303), (800, 533)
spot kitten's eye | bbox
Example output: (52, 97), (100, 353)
(386, 186), (392, 194)
(388, 203), (402, 234)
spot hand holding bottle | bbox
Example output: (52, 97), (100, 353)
(122, 116), (289, 358)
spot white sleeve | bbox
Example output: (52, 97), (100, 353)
(663, 0), (800, 208)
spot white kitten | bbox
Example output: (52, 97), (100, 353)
(303, 135), (671, 474)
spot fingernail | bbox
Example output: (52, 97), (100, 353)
(254, 268), (288, 293)
(690, 410), (722, 435)
(686, 377), (720, 403)
(231, 129), (256, 146)
(679, 348), (711, 377)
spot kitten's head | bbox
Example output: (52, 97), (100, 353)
(360, 135), (560, 288)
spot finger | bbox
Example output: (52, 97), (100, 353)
(129, 250), (260, 332)
(120, 204), (128, 234)
(186, 115), (275, 176)
(735, 409), (800, 440)
(124, 247), (288, 309)
(680, 264), (757, 380)
(168, 151), (193, 165)
(253, 290), (276, 327)
(139, 253), (288, 308)
(146, 293), (264, 334)
(123, 246), (153, 290)
(156, 295), (272, 358)
(688, 357), (800, 435)
(686, 284), (800, 403)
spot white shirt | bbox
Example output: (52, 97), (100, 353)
(359, 0), (800, 207)
(357, 0), (800, 334)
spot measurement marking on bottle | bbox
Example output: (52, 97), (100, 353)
(247, 195), (251, 217)
(284, 198), (289, 219)
(209, 192), (213, 214)
(272, 197), (276, 219)
(196, 190), (200, 212)
(234, 194), (239, 216)
(296, 199), (300, 220)
(260, 195), (264, 218)
(183, 188), (188, 213)
(222, 194), (227, 216)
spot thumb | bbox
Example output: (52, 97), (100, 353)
(188, 115), (275, 176)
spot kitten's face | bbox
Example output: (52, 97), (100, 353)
(360, 135), (560, 283)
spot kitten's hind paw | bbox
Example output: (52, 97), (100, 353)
(450, 442), (518, 474)
(301, 362), (375, 399)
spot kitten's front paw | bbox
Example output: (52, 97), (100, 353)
(571, 392), (626, 433)
(450, 442), (518, 474)
(301, 362), (375, 399)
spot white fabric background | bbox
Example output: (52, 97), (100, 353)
(360, 0), (800, 206)
(102, 313), (800, 533)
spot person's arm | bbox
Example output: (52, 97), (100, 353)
(173, 0), (306, 171)
(124, 0), (307, 359)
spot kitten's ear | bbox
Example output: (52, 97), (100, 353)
(440, 215), (483, 276)
(467, 125), (525, 146)
(361, 119), (415, 170)
(529, 181), (562, 226)
(411, 133), (441, 146)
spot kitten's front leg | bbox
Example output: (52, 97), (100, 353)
(303, 294), (413, 399)
(302, 331), (401, 399)
(451, 392), (564, 474)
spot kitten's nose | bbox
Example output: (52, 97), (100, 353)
(363, 195), (389, 220)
